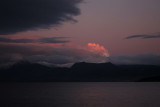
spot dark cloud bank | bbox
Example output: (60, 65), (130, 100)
(0, 0), (83, 35)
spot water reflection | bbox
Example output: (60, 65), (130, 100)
(0, 82), (160, 107)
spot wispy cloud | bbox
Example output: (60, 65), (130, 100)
(125, 34), (160, 39)
(0, 37), (34, 43)
(0, 37), (70, 44)
(39, 37), (70, 43)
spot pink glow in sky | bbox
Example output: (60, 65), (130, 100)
(3, 0), (160, 55)
(0, 0), (160, 65)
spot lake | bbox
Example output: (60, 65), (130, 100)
(0, 82), (160, 107)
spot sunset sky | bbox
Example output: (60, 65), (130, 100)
(0, 0), (160, 66)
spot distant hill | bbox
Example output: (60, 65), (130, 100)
(0, 61), (160, 82)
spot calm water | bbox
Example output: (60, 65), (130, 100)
(0, 82), (160, 107)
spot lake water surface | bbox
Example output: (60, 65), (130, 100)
(0, 82), (160, 107)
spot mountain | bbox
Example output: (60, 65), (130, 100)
(0, 61), (70, 82)
(71, 62), (116, 71)
(137, 76), (160, 82)
(70, 62), (119, 81)
(71, 62), (116, 74)
(0, 61), (160, 82)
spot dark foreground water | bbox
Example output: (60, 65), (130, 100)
(0, 82), (160, 107)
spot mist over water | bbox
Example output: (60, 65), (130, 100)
(0, 82), (160, 107)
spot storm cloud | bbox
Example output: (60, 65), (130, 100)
(125, 34), (160, 39)
(0, 0), (83, 35)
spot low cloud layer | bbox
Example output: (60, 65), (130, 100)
(0, 37), (70, 44)
(125, 34), (160, 39)
(0, 43), (109, 67)
(0, 0), (83, 35)
(110, 54), (160, 65)
(1, 42), (159, 67)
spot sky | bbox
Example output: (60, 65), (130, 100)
(0, 0), (160, 66)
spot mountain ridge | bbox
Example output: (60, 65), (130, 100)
(0, 61), (160, 82)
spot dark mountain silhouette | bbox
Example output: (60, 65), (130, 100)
(0, 61), (160, 82)
(71, 62), (115, 69)
(70, 62), (119, 81)
(0, 61), (70, 82)
(71, 62), (116, 75)
(137, 76), (160, 82)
